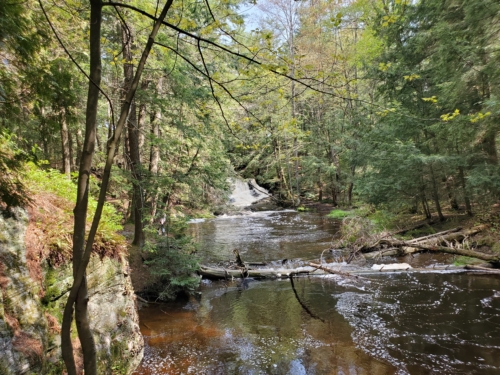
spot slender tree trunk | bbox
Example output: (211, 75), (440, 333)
(420, 182), (431, 219)
(317, 167), (323, 202)
(60, 107), (71, 178)
(68, 130), (76, 172)
(429, 165), (445, 221)
(443, 175), (459, 210)
(122, 23), (145, 246)
(61, 1), (101, 374)
(137, 80), (149, 159)
(61, 2), (174, 374)
(75, 127), (82, 168)
(458, 166), (473, 216)
(290, 33), (300, 206)
(148, 109), (161, 223)
(347, 165), (355, 207)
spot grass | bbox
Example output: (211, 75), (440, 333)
(453, 256), (483, 266)
(23, 162), (126, 262)
(327, 209), (351, 219)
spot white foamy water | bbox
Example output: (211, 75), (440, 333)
(228, 178), (270, 207)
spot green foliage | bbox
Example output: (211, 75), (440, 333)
(144, 217), (200, 300)
(327, 209), (350, 219)
(367, 210), (396, 231)
(25, 163), (124, 246)
(0, 133), (32, 211)
(145, 242), (200, 300)
(453, 256), (481, 267)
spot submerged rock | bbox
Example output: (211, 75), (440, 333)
(371, 263), (412, 271)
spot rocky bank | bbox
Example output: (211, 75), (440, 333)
(0, 208), (143, 374)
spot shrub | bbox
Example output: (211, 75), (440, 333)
(327, 209), (350, 219)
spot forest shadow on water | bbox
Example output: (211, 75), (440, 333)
(135, 273), (500, 375)
(134, 212), (500, 375)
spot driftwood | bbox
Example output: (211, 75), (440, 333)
(465, 265), (500, 273)
(309, 262), (360, 278)
(360, 225), (500, 263)
(198, 263), (475, 279)
(198, 265), (312, 279)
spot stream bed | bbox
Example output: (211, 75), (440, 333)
(133, 211), (500, 374)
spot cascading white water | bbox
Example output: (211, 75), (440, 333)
(228, 178), (270, 208)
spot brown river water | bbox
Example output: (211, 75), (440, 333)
(133, 211), (500, 374)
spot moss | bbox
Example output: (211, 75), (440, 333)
(475, 235), (496, 247)
(492, 242), (500, 254)
(41, 267), (61, 307)
(327, 209), (350, 219)
(453, 256), (483, 266)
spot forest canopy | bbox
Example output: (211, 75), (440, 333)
(1, 0), (499, 373)
(1, 0), (498, 218)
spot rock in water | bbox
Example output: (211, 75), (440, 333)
(371, 263), (412, 271)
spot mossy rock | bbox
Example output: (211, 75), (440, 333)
(492, 242), (500, 254)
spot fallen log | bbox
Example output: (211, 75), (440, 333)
(363, 247), (404, 259)
(362, 225), (498, 263)
(407, 243), (500, 262)
(404, 227), (462, 244)
(199, 263), (475, 280)
(309, 262), (360, 278)
(198, 265), (312, 279)
(377, 226), (484, 248)
(465, 265), (500, 273)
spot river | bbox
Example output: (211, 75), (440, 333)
(133, 210), (500, 374)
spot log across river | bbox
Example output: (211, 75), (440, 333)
(134, 210), (500, 375)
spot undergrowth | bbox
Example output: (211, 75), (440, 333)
(24, 162), (125, 262)
(327, 209), (350, 219)
(143, 217), (200, 300)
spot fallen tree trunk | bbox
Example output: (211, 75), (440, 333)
(198, 264), (474, 279)
(362, 225), (499, 263)
(309, 263), (360, 278)
(377, 226), (484, 248)
(465, 265), (500, 273)
(198, 265), (312, 279)
(404, 227), (462, 244)
(405, 243), (500, 262)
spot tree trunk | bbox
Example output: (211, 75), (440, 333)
(148, 108), (161, 223)
(61, 1), (174, 373)
(122, 24), (145, 246)
(443, 175), (459, 210)
(429, 165), (445, 221)
(347, 165), (355, 207)
(458, 166), (473, 216)
(137, 80), (149, 159)
(317, 167), (323, 202)
(61, 1), (102, 374)
(60, 107), (71, 178)
(75, 127), (82, 169)
(68, 130), (76, 172)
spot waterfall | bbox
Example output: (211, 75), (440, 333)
(228, 178), (270, 208)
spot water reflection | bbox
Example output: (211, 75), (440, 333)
(136, 273), (500, 374)
(189, 211), (339, 264)
(135, 278), (394, 375)
(136, 211), (500, 374)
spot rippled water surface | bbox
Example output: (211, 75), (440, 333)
(189, 211), (339, 263)
(134, 211), (500, 374)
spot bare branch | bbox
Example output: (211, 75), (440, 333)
(38, 0), (116, 129)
